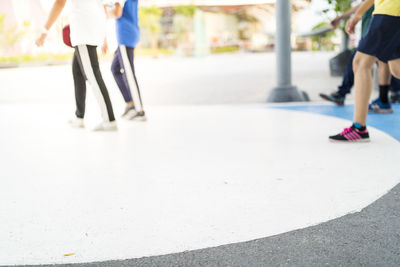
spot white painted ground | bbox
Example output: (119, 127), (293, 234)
(0, 104), (399, 265)
(0, 52), (344, 106)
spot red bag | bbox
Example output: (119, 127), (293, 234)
(62, 25), (73, 48)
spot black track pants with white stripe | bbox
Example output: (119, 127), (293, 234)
(111, 45), (144, 112)
(73, 45), (115, 122)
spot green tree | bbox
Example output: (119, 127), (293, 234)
(138, 6), (163, 49)
(172, 5), (197, 45)
(323, 0), (352, 31)
(311, 21), (336, 51)
(173, 5), (196, 18)
(323, 0), (352, 15)
(322, 0), (352, 50)
(235, 10), (259, 41)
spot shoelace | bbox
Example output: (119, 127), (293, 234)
(340, 127), (354, 136)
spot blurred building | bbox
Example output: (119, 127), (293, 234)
(139, 0), (310, 55)
(0, 0), (311, 57)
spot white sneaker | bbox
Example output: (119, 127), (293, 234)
(121, 106), (136, 118)
(93, 121), (118, 131)
(68, 117), (84, 128)
(128, 110), (147, 121)
(124, 108), (138, 119)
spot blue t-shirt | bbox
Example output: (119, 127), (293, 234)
(116, 0), (140, 48)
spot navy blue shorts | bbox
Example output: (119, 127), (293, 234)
(357, 15), (400, 63)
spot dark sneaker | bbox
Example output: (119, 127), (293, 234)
(128, 110), (147, 121)
(121, 105), (136, 117)
(329, 125), (370, 142)
(319, 92), (345, 106)
(368, 98), (393, 113)
(390, 91), (400, 104)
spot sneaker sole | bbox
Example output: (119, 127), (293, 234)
(319, 95), (344, 106)
(329, 138), (370, 143)
(93, 127), (118, 132)
(129, 116), (147, 122)
(368, 109), (393, 114)
(68, 122), (85, 129)
(123, 108), (140, 118)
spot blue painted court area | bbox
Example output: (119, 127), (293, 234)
(273, 104), (400, 142)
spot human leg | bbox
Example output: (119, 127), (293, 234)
(119, 45), (144, 113)
(337, 50), (356, 96)
(117, 45), (146, 120)
(72, 48), (87, 119)
(319, 50), (356, 106)
(388, 59), (400, 103)
(390, 75), (400, 103)
(76, 45), (115, 123)
(330, 15), (400, 141)
(111, 47), (137, 117)
(329, 52), (376, 142)
(390, 76), (400, 92)
(378, 61), (390, 104)
(368, 60), (393, 113)
(388, 59), (400, 80)
(353, 52), (377, 125)
(111, 47), (134, 104)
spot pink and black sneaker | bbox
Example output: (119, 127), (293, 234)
(329, 124), (370, 142)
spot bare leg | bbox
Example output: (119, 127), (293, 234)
(388, 58), (400, 79)
(352, 52), (377, 126)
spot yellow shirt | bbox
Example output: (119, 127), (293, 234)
(374, 0), (400, 16)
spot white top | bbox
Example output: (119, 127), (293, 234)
(69, 0), (106, 47)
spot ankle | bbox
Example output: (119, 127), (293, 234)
(353, 122), (366, 130)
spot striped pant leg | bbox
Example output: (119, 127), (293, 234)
(72, 48), (87, 118)
(76, 45), (115, 122)
(111, 47), (133, 103)
(118, 45), (144, 112)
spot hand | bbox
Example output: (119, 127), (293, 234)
(330, 17), (341, 28)
(35, 33), (47, 47)
(345, 15), (361, 34)
(101, 42), (108, 55)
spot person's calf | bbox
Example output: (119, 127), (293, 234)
(352, 52), (377, 125)
(388, 59), (400, 79)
